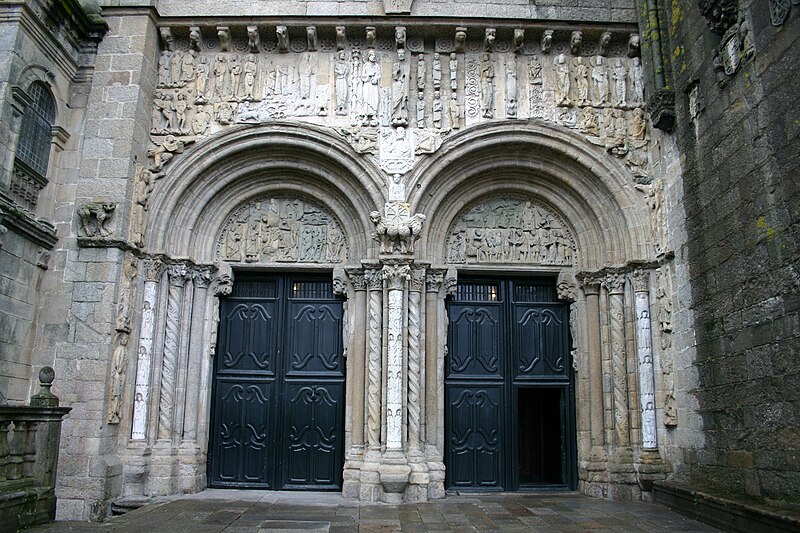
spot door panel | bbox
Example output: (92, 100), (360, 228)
(209, 274), (344, 490)
(445, 277), (575, 491)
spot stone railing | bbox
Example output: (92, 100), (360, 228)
(0, 367), (71, 530)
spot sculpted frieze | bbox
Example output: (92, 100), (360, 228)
(150, 26), (648, 179)
(445, 197), (576, 266)
(216, 197), (347, 264)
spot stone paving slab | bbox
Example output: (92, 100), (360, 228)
(24, 491), (723, 532)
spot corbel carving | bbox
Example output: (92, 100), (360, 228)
(366, 27), (377, 48)
(247, 26), (260, 53)
(513, 29), (525, 53)
(628, 33), (640, 57)
(213, 273), (233, 297)
(484, 28), (496, 51)
(395, 26), (406, 50)
(276, 26), (288, 53)
(336, 26), (346, 50)
(306, 26), (318, 51)
(541, 30), (553, 54)
(216, 26), (231, 52)
(697, 0), (738, 34)
(570, 31), (583, 55)
(556, 272), (577, 302)
(78, 202), (116, 238)
(454, 27), (467, 53)
(159, 27), (174, 51)
(599, 31), (612, 56)
(189, 27), (202, 51)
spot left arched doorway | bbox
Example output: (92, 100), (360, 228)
(208, 271), (346, 489)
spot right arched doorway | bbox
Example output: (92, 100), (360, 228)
(445, 275), (577, 491)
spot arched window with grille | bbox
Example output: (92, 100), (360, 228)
(11, 82), (56, 212)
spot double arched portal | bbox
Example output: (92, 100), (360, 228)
(130, 120), (656, 502)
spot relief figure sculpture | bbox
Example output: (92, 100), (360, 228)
(361, 50), (381, 126)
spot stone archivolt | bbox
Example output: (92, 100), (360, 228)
(216, 196), (347, 264)
(445, 196), (577, 266)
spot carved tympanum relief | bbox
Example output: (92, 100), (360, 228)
(445, 197), (576, 266)
(216, 197), (347, 263)
(148, 26), (649, 180)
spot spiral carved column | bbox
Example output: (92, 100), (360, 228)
(365, 268), (383, 450)
(407, 267), (425, 451)
(158, 263), (189, 440)
(605, 273), (630, 447)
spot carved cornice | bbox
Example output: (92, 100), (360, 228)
(0, 199), (57, 250)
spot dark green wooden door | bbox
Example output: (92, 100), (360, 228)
(445, 277), (576, 491)
(209, 274), (345, 489)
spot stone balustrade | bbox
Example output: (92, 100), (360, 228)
(0, 367), (71, 530)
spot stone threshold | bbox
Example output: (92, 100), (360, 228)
(653, 481), (800, 533)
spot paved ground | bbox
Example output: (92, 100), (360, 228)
(26, 490), (721, 532)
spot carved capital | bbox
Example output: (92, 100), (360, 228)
(213, 273), (233, 297)
(383, 264), (411, 291)
(556, 278), (577, 302)
(365, 268), (384, 291)
(167, 263), (190, 286)
(346, 268), (367, 291)
(36, 248), (51, 270)
(333, 267), (347, 296)
(409, 267), (426, 292)
(444, 267), (458, 297)
(426, 268), (445, 293)
(603, 272), (625, 295)
(193, 267), (214, 289)
(632, 269), (650, 293)
(143, 259), (163, 282)
(580, 277), (601, 295)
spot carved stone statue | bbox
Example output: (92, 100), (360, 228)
(370, 204), (426, 255)
(360, 50), (381, 126)
(448, 93), (460, 129)
(334, 51), (349, 115)
(574, 56), (590, 106)
(629, 107), (647, 140)
(612, 58), (628, 107)
(195, 57), (209, 103)
(592, 56), (609, 106)
(391, 49), (409, 127)
(416, 91), (426, 128)
(432, 52), (442, 89)
(432, 90), (443, 129)
(506, 58), (517, 118)
(630, 57), (644, 104)
(148, 135), (192, 172)
(107, 331), (129, 424)
(529, 55), (542, 84)
(449, 53), (458, 91)
(554, 53), (571, 106)
(298, 52), (316, 100)
(242, 54), (259, 101)
(579, 107), (599, 136)
(131, 166), (154, 247)
(78, 202), (116, 238)
(480, 52), (495, 118)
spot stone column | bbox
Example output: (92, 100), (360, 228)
(344, 269), (367, 450)
(158, 264), (189, 441)
(582, 280), (605, 448)
(379, 262), (411, 502)
(382, 263), (410, 450)
(604, 273), (629, 447)
(423, 269), (444, 449)
(364, 268), (384, 450)
(633, 270), (658, 449)
(131, 260), (162, 440)
(182, 268), (212, 443)
(407, 267), (425, 452)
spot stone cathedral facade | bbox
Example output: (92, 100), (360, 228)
(0, 0), (797, 523)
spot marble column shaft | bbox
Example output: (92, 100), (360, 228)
(131, 261), (161, 440)
(633, 271), (658, 449)
(583, 282), (605, 448)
